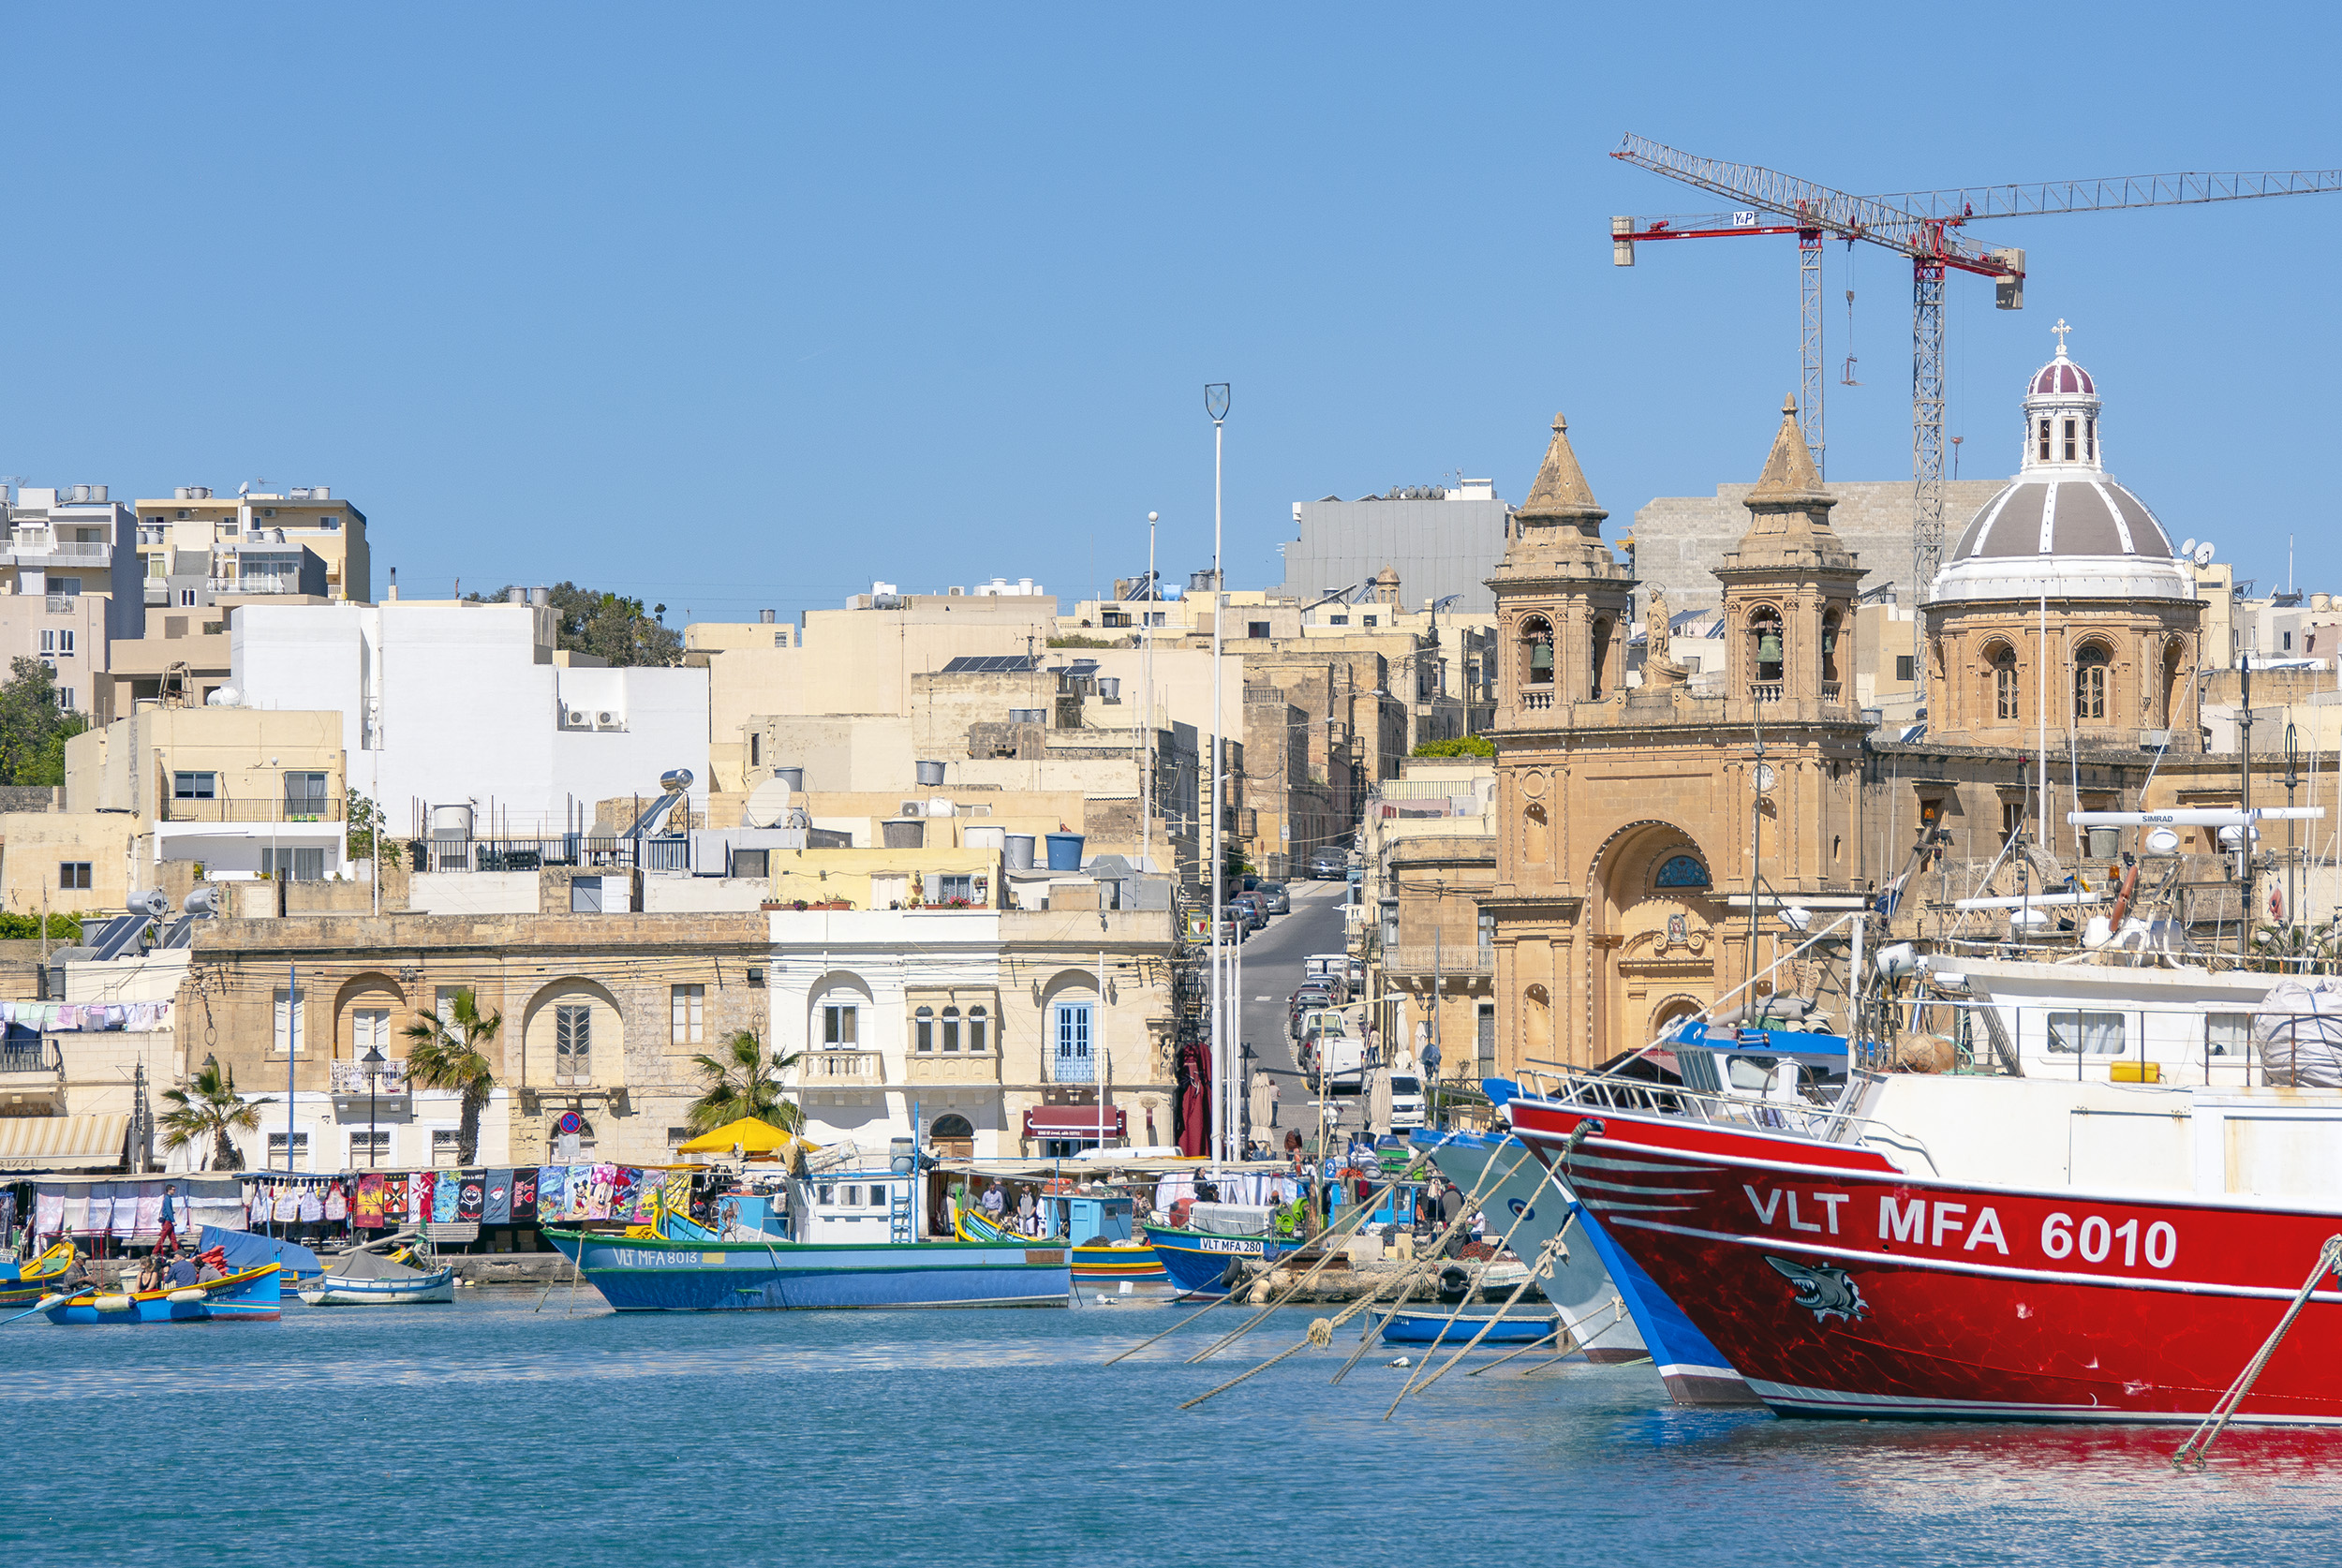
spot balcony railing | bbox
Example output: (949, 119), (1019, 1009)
(905, 1052), (1002, 1084)
(803, 1050), (883, 1083)
(45, 594), (81, 614)
(209, 575), (302, 595)
(1522, 689), (1553, 711)
(0, 1043), (64, 1076)
(1821, 680), (1843, 703)
(411, 835), (687, 872)
(7, 537), (111, 562)
(328, 1058), (408, 1094)
(1748, 682), (1784, 703)
(163, 796), (344, 824)
(1382, 946), (1494, 977)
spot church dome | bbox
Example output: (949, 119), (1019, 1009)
(1927, 326), (2193, 605)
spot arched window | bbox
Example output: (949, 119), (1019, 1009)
(1590, 617), (1611, 699)
(2085, 417), (2097, 462)
(2160, 640), (2185, 727)
(940, 1005), (961, 1054)
(1654, 853), (1711, 889)
(968, 1005), (989, 1054)
(2074, 642), (2111, 721)
(1748, 608), (1784, 688)
(912, 1005), (935, 1052)
(2037, 418), (2052, 462)
(2063, 418), (2079, 463)
(1521, 615), (1554, 688)
(1990, 643), (2020, 719)
(1820, 610), (1843, 686)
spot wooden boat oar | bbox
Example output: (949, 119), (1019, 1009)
(0, 1293), (69, 1327)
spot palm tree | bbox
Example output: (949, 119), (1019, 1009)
(686, 1029), (803, 1134)
(160, 1058), (273, 1171)
(402, 988), (502, 1164)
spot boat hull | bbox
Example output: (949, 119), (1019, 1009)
(298, 1266), (457, 1306)
(1140, 1225), (1306, 1296)
(1415, 1132), (1652, 1368)
(1374, 1308), (1559, 1347)
(546, 1230), (1070, 1310)
(1072, 1243), (1167, 1284)
(1509, 1095), (2342, 1425)
(44, 1263), (283, 1324)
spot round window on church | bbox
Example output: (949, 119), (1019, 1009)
(1654, 854), (1711, 890)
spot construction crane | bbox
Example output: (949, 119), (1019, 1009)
(1610, 134), (2342, 697)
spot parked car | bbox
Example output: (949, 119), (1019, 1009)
(1306, 848), (1347, 880)
(1258, 882), (1290, 914)
(1230, 893), (1268, 931)
(1216, 905), (1249, 942)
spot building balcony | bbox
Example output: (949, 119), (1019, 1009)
(162, 796), (345, 824)
(1749, 682), (1784, 703)
(0, 1043), (64, 1115)
(7, 538), (111, 567)
(802, 1049), (884, 1084)
(1821, 680), (1843, 703)
(45, 594), (82, 614)
(1522, 689), (1553, 711)
(329, 1058), (408, 1095)
(904, 1052), (1002, 1085)
(208, 575), (302, 595)
(1382, 946), (1493, 978)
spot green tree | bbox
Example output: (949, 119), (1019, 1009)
(467, 582), (682, 666)
(684, 1028), (804, 1134)
(0, 658), (89, 785)
(346, 790), (384, 863)
(160, 1058), (274, 1171)
(0, 912), (81, 940)
(1411, 734), (1494, 759)
(401, 989), (502, 1163)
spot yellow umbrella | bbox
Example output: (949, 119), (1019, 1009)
(675, 1117), (817, 1157)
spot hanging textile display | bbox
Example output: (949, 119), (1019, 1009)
(534, 1167), (566, 1222)
(456, 1172), (485, 1221)
(510, 1167), (539, 1223)
(411, 1172), (436, 1225)
(661, 1169), (692, 1219)
(609, 1166), (645, 1222)
(564, 1165), (594, 1220)
(297, 1188), (324, 1225)
(354, 1174), (387, 1230)
(249, 1184), (273, 1227)
(34, 1191), (63, 1244)
(323, 1183), (348, 1223)
(273, 1187), (301, 1224)
(132, 1187), (165, 1238)
(82, 1191), (113, 1235)
(482, 1171), (513, 1226)
(626, 1170), (659, 1225)
(585, 1162), (617, 1220)
(431, 1172), (460, 1224)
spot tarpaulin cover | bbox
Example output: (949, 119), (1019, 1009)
(200, 1224), (321, 1278)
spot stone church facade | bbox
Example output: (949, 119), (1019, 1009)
(1484, 334), (2209, 1073)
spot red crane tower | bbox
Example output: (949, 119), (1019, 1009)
(1610, 134), (2342, 696)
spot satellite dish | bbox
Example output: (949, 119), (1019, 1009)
(2180, 538), (2198, 558)
(743, 775), (794, 829)
(2194, 541), (2216, 567)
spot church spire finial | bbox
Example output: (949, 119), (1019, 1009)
(2053, 318), (2071, 355)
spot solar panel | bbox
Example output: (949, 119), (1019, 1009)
(939, 655), (1040, 674)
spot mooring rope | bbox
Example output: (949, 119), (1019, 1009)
(2172, 1234), (2342, 1469)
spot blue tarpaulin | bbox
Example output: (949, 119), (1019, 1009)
(200, 1225), (322, 1279)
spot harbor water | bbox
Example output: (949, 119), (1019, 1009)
(4, 1294), (2336, 1565)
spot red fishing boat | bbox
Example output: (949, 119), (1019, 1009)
(1505, 1073), (2342, 1425)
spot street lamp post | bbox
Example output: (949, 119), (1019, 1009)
(361, 1043), (386, 1167)
(1205, 381), (1231, 1161)
(2285, 723), (2302, 938)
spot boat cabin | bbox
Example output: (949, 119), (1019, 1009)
(1930, 956), (2291, 1086)
(1045, 1191), (1135, 1247)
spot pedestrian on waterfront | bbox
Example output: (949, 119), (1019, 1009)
(1267, 1077), (1281, 1128)
(980, 1182), (1005, 1220)
(156, 1184), (179, 1252)
(1439, 1180), (1467, 1258)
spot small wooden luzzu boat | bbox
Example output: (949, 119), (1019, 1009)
(1372, 1306), (1563, 1347)
(297, 1246), (455, 1306)
(0, 1242), (78, 1308)
(42, 1262), (283, 1325)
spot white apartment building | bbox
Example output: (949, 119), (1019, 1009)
(229, 599), (711, 836)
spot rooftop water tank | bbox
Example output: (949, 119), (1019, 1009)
(882, 818), (925, 850)
(1045, 832), (1086, 871)
(914, 760), (946, 788)
(1003, 834), (1035, 870)
(429, 803), (474, 840)
(773, 766), (805, 791)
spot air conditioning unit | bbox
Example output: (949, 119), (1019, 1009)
(595, 711), (623, 731)
(561, 707), (592, 729)
(898, 801), (926, 818)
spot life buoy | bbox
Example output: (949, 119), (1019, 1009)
(2107, 863), (2141, 928)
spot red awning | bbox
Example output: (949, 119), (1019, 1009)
(1023, 1106), (1128, 1140)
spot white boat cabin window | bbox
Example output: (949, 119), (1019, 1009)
(2206, 1013), (2252, 1057)
(2046, 1011), (2126, 1054)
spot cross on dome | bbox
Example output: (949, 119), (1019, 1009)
(2052, 318), (2071, 354)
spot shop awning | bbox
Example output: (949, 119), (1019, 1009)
(0, 1115), (130, 1171)
(1023, 1106), (1127, 1141)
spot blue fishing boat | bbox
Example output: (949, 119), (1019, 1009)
(543, 1229), (1067, 1310)
(1140, 1222), (1307, 1295)
(955, 1190), (1168, 1286)
(0, 1242), (77, 1308)
(1373, 1306), (1561, 1347)
(42, 1262), (283, 1324)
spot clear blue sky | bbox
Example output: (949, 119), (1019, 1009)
(6, 5), (2336, 622)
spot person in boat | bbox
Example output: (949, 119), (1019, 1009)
(1438, 1180), (1467, 1257)
(1015, 1189), (1038, 1235)
(979, 1182), (1005, 1222)
(166, 1251), (200, 1290)
(58, 1253), (92, 1295)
